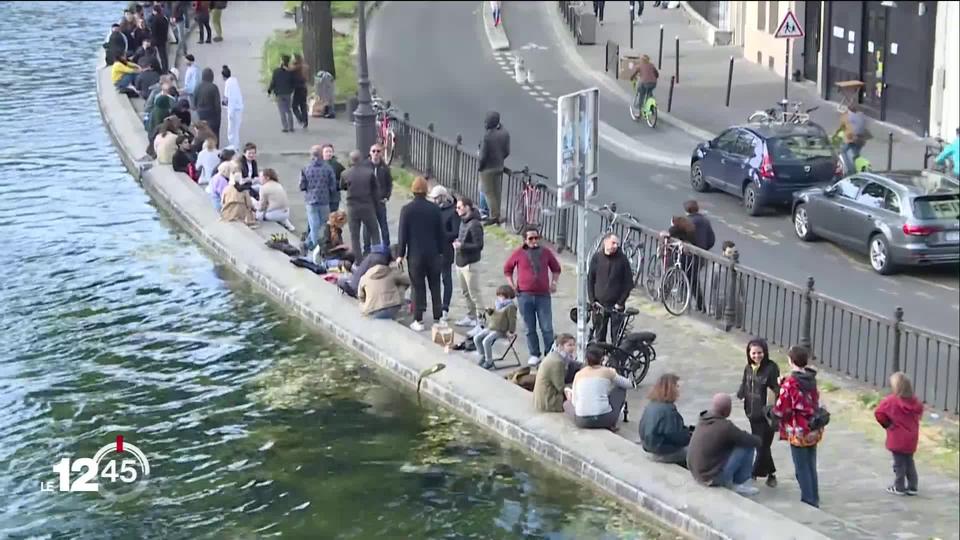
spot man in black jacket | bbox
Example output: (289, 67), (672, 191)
(687, 393), (761, 496)
(343, 150), (381, 259)
(365, 144), (394, 247)
(194, 67), (221, 142)
(149, 5), (170, 72)
(396, 177), (445, 331)
(684, 200), (714, 312)
(105, 24), (128, 66)
(267, 54), (296, 132)
(132, 36), (159, 70)
(452, 197), (485, 328)
(477, 111), (510, 224)
(587, 234), (634, 343)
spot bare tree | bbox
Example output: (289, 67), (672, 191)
(301, 1), (335, 79)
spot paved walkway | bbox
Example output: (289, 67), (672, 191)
(186, 3), (959, 538)
(556, 1), (934, 171)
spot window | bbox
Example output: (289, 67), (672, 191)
(834, 177), (867, 199)
(913, 195), (960, 219)
(758, 1), (767, 31)
(769, 1), (779, 35)
(884, 190), (902, 214)
(856, 182), (888, 210)
(736, 133), (761, 158)
(715, 129), (740, 153)
(768, 135), (834, 161)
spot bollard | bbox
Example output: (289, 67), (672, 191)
(886, 132), (894, 171)
(674, 36), (679, 84)
(724, 56), (734, 107)
(798, 276), (815, 349)
(722, 252), (740, 331)
(667, 75), (675, 112)
(657, 25), (664, 70)
(527, 69), (535, 84)
(891, 306), (904, 373)
(629, 2), (635, 49)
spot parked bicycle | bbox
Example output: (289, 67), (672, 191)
(642, 237), (691, 316)
(593, 203), (644, 287)
(506, 166), (551, 234)
(371, 93), (398, 166)
(629, 79), (658, 128)
(568, 303), (658, 421)
(748, 99), (818, 125)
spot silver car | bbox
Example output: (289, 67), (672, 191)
(792, 170), (960, 274)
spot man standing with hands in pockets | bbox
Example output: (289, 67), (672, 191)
(504, 226), (561, 366)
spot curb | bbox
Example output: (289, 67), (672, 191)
(482, 1), (510, 51)
(96, 52), (831, 540)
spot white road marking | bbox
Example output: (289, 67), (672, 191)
(915, 290), (935, 300)
(521, 85), (531, 91)
(534, 85), (545, 91)
(536, 96), (546, 102)
(665, 183), (678, 191)
(543, 102), (554, 109)
(877, 288), (899, 297)
(902, 275), (960, 293)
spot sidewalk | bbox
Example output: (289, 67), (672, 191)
(557, 1), (933, 171)
(190, 3), (958, 539)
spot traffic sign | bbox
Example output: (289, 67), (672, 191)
(774, 10), (804, 39)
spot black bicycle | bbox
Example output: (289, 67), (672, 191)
(570, 303), (657, 382)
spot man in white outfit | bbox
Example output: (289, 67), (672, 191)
(221, 64), (244, 150)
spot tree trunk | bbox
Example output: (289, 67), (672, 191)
(302, 1), (335, 80)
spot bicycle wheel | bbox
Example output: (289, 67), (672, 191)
(622, 245), (643, 289)
(510, 192), (526, 234)
(628, 347), (651, 386)
(643, 253), (663, 301)
(629, 97), (640, 122)
(661, 266), (691, 316)
(384, 125), (397, 165)
(747, 111), (770, 123)
(645, 102), (658, 129)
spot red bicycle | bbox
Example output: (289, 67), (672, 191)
(507, 166), (551, 234)
(371, 94), (398, 166)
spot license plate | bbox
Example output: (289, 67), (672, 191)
(946, 231), (960, 243)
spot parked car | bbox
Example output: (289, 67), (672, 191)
(690, 123), (839, 216)
(792, 170), (960, 274)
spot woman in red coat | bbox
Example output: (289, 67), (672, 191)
(874, 372), (923, 496)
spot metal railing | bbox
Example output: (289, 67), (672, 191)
(390, 108), (959, 414)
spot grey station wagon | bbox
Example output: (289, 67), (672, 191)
(792, 170), (960, 274)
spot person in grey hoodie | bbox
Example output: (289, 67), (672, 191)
(452, 197), (485, 328)
(477, 111), (510, 224)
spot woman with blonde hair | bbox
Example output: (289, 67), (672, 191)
(220, 172), (257, 225)
(196, 136), (221, 186)
(316, 210), (354, 264)
(875, 371), (923, 495)
(638, 373), (693, 466)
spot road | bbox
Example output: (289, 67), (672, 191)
(368, 1), (960, 338)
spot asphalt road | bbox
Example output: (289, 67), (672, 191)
(368, 1), (960, 338)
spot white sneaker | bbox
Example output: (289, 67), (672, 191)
(732, 482), (759, 496)
(454, 316), (477, 327)
(466, 324), (484, 338)
(282, 219), (296, 232)
(441, 310), (449, 322)
(409, 321), (425, 332)
(527, 356), (541, 367)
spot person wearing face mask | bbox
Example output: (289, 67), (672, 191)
(736, 338), (781, 487)
(533, 334), (581, 412)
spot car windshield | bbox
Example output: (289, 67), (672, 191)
(767, 134), (833, 161)
(913, 195), (960, 220)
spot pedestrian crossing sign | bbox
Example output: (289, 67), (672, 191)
(774, 10), (804, 39)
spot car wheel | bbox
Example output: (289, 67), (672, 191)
(743, 183), (762, 216)
(869, 234), (896, 275)
(793, 204), (817, 241)
(690, 162), (710, 192)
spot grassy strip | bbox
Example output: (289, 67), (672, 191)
(260, 28), (356, 103)
(283, 1), (357, 18)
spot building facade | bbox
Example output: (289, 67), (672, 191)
(720, 0), (955, 137)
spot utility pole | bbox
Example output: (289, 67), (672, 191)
(354, 0), (376, 154)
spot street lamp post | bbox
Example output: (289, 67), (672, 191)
(354, 0), (376, 154)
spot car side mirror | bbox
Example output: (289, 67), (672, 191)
(706, 139), (715, 148)
(823, 185), (837, 197)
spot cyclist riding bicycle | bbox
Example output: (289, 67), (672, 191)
(935, 127), (960, 177)
(629, 54), (659, 111)
(838, 104), (870, 170)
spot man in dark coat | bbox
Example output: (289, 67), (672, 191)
(396, 177), (446, 330)
(687, 394), (761, 496)
(364, 143), (394, 247)
(148, 4), (170, 72)
(194, 67), (221, 142)
(477, 111), (510, 224)
(683, 199), (714, 312)
(132, 36), (159, 69)
(343, 151), (381, 258)
(105, 24), (128, 66)
(587, 233), (634, 343)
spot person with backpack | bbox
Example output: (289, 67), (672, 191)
(874, 372), (923, 496)
(736, 338), (780, 487)
(772, 345), (828, 508)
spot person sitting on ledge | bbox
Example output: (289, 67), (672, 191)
(358, 247), (411, 320)
(255, 168), (295, 231)
(207, 161), (234, 212)
(153, 117), (179, 165)
(687, 393), (761, 497)
(220, 172), (257, 226)
(533, 333), (580, 413)
(563, 345), (633, 432)
(316, 210), (354, 265)
(171, 135), (194, 175)
(111, 52), (141, 91)
(337, 244), (390, 298)
(638, 373), (693, 467)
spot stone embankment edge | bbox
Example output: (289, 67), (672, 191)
(482, 1), (510, 51)
(94, 58), (829, 540)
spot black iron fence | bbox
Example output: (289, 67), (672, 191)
(390, 110), (959, 414)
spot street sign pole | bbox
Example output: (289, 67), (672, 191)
(576, 181), (588, 366)
(784, 38), (789, 101)
(774, 10), (804, 103)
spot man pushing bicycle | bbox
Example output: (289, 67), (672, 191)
(587, 234), (635, 343)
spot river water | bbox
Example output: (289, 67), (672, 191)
(0, 2), (669, 539)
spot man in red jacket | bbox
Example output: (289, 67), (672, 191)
(503, 226), (561, 366)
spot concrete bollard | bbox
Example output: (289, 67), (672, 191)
(514, 56), (526, 84)
(526, 69), (535, 85)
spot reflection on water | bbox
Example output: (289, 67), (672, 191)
(0, 1), (672, 539)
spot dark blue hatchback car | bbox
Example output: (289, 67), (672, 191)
(690, 123), (839, 216)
